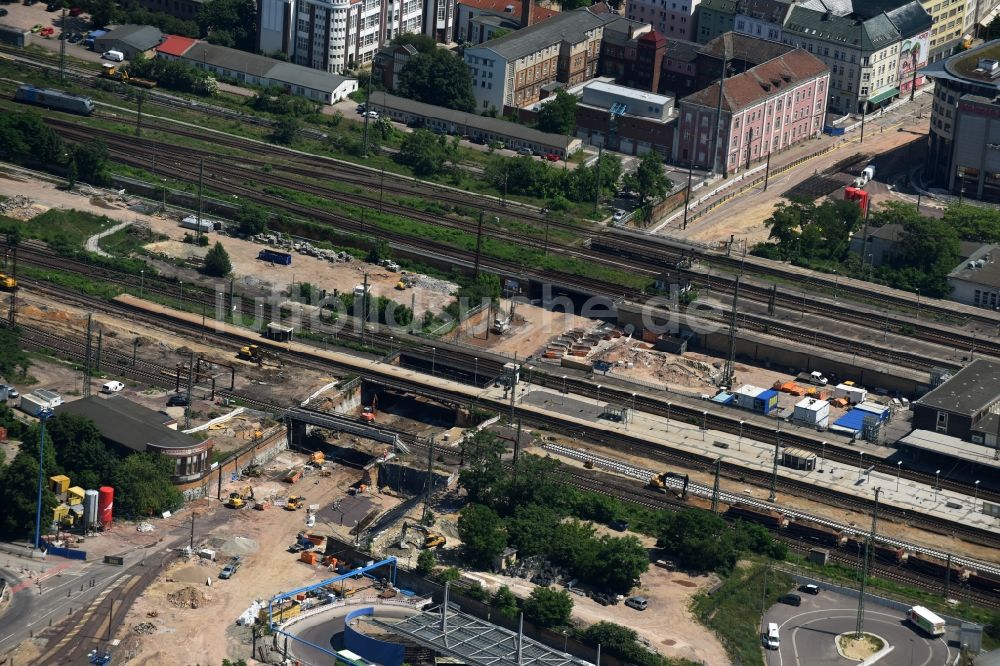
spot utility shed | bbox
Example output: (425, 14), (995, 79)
(793, 397), (830, 428)
(781, 447), (816, 471)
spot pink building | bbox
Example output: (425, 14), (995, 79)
(625, 0), (700, 41)
(675, 48), (828, 176)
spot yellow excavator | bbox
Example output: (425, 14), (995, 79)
(226, 485), (254, 508)
(100, 63), (157, 88)
(648, 471), (689, 499)
(285, 495), (305, 511)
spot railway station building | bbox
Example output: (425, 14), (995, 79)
(911, 358), (1000, 443)
(61, 396), (215, 483)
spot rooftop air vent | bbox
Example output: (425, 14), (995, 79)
(977, 58), (999, 73)
(504, 3), (514, 11)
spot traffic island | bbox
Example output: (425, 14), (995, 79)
(836, 632), (893, 664)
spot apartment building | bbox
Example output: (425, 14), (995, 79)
(625, 0), (700, 41)
(921, 0), (972, 60)
(733, 0), (791, 41)
(781, 1), (932, 115)
(695, 0), (736, 43)
(257, 0), (423, 74)
(454, 0), (559, 45)
(676, 48), (829, 174)
(463, 6), (618, 112)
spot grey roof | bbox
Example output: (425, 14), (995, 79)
(971, 411), (1000, 434)
(185, 42), (353, 93)
(914, 358), (1000, 416)
(368, 91), (577, 148)
(975, 648), (1000, 666)
(478, 6), (611, 60)
(948, 244), (1000, 289)
(699, 0), (739, 14)
(784, 5), (901, 51)
(926, 41), (1000, 91)
(266, 61), (353, 93)
(885, 2), (933, 38)
(737, 0), (793, 24)
(101, 24), (163, 50)
(372, 605), (591, 666)
(699, 31), (795, 62)
(666, 39), (701, 63)
(797, 0), (914, 18)
(60, 396), (204, 452)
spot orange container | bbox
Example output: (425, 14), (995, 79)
(300, 552), (317, 565)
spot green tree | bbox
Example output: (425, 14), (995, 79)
(579, 622), (654, 666)
(416, 548), (437, 575)
(549, 519), (600, 576)
(942, 202), (1000, 243)
(222, 659), (249, 666)
(436, 566), (461, 583)
(272, 116), (300, 145)
(0, 434), (59, 539)
(458, 431), (506, 506)
(112, 452), (183, 518)
(0, 328), (31, 380)
(235, 202), (269, 236)
(505, 503), (560, 556)
(197, 0), (257, 51)
(623, 150), (671, 205)
(398, 50), (475, 112)
(47, 413), (116, 490)
(203, 241), (233, 277)
(491, 585), (519, 618)
(398, 129), (452, 176)
(73, 139), (109, 186)
(390, 32), (437, 53)
(590, 535), (648, 592)
(537, 90), (578, 135)
(87, 0), (121, 29)
(457, 503), (507, 568)
(523, 586), (573, 628)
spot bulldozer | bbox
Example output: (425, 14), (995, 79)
(648, 471), (689, 499)
(424, 533), (447, 549)
(226, 485), (254, 508)
(100, 63), (157, 88)
(285, 495), (305, 511)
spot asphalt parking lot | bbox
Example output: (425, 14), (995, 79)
(0, 0), (101, 62)
(763, 588), (953, 665)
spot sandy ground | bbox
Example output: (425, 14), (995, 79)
(120, 452), (397, 665)
(446, 298), (602, 358)
(0, 169), (458, 317)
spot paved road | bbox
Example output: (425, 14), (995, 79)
(763, 589), (952, 666)
(285, 602), (417, 665)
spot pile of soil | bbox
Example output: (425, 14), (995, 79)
(167, 586), (210, 609)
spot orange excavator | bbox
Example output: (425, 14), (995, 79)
(360, 395), (377, 422)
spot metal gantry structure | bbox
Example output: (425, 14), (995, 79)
(855, 486), (882, 639)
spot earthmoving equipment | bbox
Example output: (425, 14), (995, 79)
(360, 394), (377, 423)
(285, 495), (305, 510)
(309, 451), (326, 466)
(424, 533), (447, 548)
(236, 344), (283, 368)
(283, 468), (302, 484)
(100, 62), (156, 88)
(648, 471), (689, 499)
(226, 485), (253, 508)
(0, 273), (16, 292)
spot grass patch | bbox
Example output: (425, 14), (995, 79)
(10, 209), (115, 248)
(692, 562), (794, 666)
(98, 225), (167, 256)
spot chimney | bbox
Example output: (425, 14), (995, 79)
(521, 0), (533, 27)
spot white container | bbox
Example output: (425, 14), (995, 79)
(793, 397), (830, 428)
(733, 384), (763, 410)
(832, 383), (867, 404)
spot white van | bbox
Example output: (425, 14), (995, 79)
(102, 50), (125, 62)
(101, 381), (124, 394)
(764, 623), (780, 650)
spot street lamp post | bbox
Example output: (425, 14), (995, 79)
(896, 461), (902, 491)
(596, 384), (602, 406)
(738, 420), (744, 451)
(935, 469), (941, 501)
(431, 347), (436, 375)
(139, 269), (144, 299)
(178, 280), (184, 309)
(34, 407), (54, 550)
(858, 452), (864, 481)
(473, 357), (479, 387)
(974, 479), (981, 510)
(666, 402), (672, 426)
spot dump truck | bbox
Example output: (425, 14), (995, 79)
(283, 468), (302, 484)
(100, 63), (156, 88)
(285, 495), (305, 511)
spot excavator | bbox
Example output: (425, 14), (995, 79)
(237, 344), (283, 368)
(403, 521), (447, 549)
(226, 485), (254, 508)
(360, 395), (377, 423)
(648, 471), (689, 499)
(284, 495), (305, 511)
(100, 63), (157, 88)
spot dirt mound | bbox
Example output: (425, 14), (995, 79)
(167, 586), (210, 609)
(673, 579), (696, 588)
(167, 565), (211, 584)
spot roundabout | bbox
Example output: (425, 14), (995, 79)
(764, 589), (953, 665)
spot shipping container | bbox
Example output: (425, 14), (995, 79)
(33, 389), (63, 407)
(833, 383), (867, 404)
(258, 249), (292, 265)
(793, 397), (830, 428)
(19, 393), (51, 417)
(180, 215), (213, 233)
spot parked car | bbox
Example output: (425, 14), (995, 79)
(592, 592), (612, 606)
(609, 519), (629, 532)
(31, 24), (45, 33)
(166, 394), (189, 407)
(545, 153), (559, 162)
(356, 103), (366, 113)
(0, 7), (7, 15)
(101, 381), (124, 394)
(219, 557), (242, 579)
(102, 50), (124, 62)
(624, 596), (648, 611)
(365, 110), (379, 119)
(779, 593), (802, 606)
(0, 384), (17, 398)
(612, 210), (627, 222)
(68, 32), (82, 43)
(798, 584), (820, 595)
(516, 147), (533, 156)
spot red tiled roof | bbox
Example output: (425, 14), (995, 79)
(458, 0), (559, 25)
(681, 49), (828, 112)
(156, 35), (197, 58)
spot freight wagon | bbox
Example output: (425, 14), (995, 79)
(967, 569), (1000, 594)
(786, 518), (847, 547)
(844, 537), (906, 564)
(907, 553), (971, 582)
(725, 503), (788, 529)
(14, 85), (95, 116)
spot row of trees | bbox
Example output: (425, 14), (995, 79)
(84, 0), (256, 50)
(754, 198), (1000, 297)
(0, 112), (109, 187)
(395, 35), (476, 113)
(130, 54), (218, 96)
(0, 407), (183, 538)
